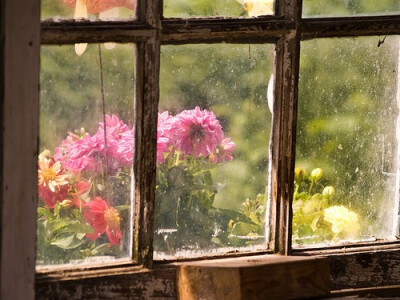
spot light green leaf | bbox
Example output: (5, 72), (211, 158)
(51, 234), (84, 249)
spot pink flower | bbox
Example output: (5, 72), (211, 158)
(156, 112), (176, 163)
(106, 129), (134, 169)
(55, 134), (101, 172)
(84, 197), (122, 245)
(210, 138), (236, 164)
(173, 107), (224, 158)
(63, 0), (137, 14)
(55, 115), (134, 173)
(94, 115), (134, 170)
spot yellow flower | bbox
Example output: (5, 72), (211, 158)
(38, 153), (69, 193)
(324, 205), (360, 238)
(236, 0), (274, 17)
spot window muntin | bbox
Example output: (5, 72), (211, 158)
(154, 44), (273, 258)
(37, 44), (135, 265)
(303, 0), (400, 18)
(163, 0), (274, 18)
(294, 36), (399, 247)
(34, 0), (400, 272)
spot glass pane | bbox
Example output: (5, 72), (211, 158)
(303, 0), (400, 17)
(294, 36), (399, 247)
(155, 44), (274, 258)
(38, 44), (135, 265)
(41, 0), (136, 20)
(164, 0), (274, 18)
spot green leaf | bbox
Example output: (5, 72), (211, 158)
(230, 221), (260, 236)
(296, 224), (314, 237)
(63, 222), (94, 234)
(76, 233), (86, 240)
(49, 218), (71, 232)
(90, 243), (110, 255)
(115, 205), (131, 212)
(214, 208), (257, 225)
(51, 234), (84, 249)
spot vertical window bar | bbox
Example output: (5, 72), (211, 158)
(269, 0), (302, 255)
(394, 39), (400, 238)
(134, 0), (161, 268)
(1, 0), (39, 297)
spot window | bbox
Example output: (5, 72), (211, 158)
(3, 0), (400, 298)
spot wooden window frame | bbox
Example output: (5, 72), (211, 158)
(3, 0), (400, 298)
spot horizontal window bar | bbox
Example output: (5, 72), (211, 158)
(302, 15), (400, 39)
(41, 20), (155, 44)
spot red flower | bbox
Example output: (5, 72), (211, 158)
(70, 180), (92, 208)
(84, 197), (122, 245)
(63, 0), (136, 14)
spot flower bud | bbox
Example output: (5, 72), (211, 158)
(323, 186), (335, 198)
(60, 199), (73, 209)
(310, 168), (323, 181)
(294, 167), (306, 183)
(38, 149), (51, 159)
(228, 219), (234, 230)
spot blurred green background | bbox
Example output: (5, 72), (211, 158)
(41, 0), (400, 245)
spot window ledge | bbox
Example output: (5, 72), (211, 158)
(176, 255), (330, 299)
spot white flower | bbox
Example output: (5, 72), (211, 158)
(324, 205), (360, 238)
(236, 0), (274, 17)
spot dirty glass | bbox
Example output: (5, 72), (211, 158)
(41, 0), (136, 21)
(164, 0), (274, 18)
(293, 36), (399, 247)
(303, 0), (400, 17)
(154, 44), (274, 258)
(37, 44), (135, 266)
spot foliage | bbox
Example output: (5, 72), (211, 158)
(37, 116), (133, 264)
(292, 167), (360, 245)
(38, 0), (400, 263)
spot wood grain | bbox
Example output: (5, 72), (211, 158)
(268, 0), (302, 256)
(177, 255), (330, 300)
(1, 0), (40, 298)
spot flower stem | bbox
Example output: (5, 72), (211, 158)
(98, 44), (110, 203)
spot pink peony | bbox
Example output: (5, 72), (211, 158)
(84, 197), (122, 245)
(173, 107), (224, 158)
(210, 138), (235, 164)
(55, 114), (134, 173)
(63, 0), (137, 14)
(156, 112), (176, 163)
(55, 133), (101, 172)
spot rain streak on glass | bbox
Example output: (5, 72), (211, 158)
(155, 44), (274, 258)
(163, 0), (274, 18)
(41, 0), (137, 21)
(303, 0), (400, 17)
(294, 36), (400, 247)
(37, 44), (135, 266)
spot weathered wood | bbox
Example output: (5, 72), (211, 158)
(269, 0), (302, 255)
(177, 255), (330, 300)
(327, 249), (400, 290)
(41, 20), (155, 44)
(162, 18), (290, 44)
(302, 15), (400, 39)
(36, 266), (177, 299)
(134, 38), (161, 268)
(1, 0), (40, 298)
(293, 239), (400, 255)
(35, 250), (400, 298)
(41, 14), (400, 45)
